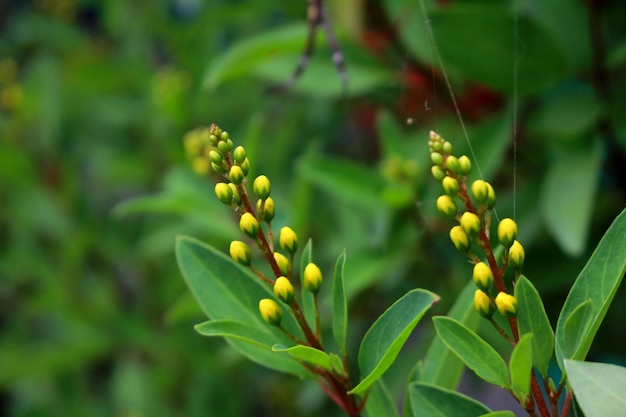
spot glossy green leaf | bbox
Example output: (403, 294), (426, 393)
(418, 281), (481, 389)
(433, 317), (510, 388)
(560, 300), (593, 363)
(300, 238), (315, 328)
(408, 382), (491, 417)
(272, 344), (332, 372)
(478, 412), (516, 417)
(195, 319), (274, 345)
(332, 250), (348, 355)
(555, 208), (626, 370)
(175, 236), (308, 378)
(350, 289), (440, 395)
(564, 360), (626, 417)
(509, 334), (533, 401)
(540, 142), (603, 256)
(515, 276), (554, 374)
(364, 380), (400, 417)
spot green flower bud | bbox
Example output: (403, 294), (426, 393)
(228, 165), (245, 185)
(225, 138), (234, 150)
(279, 226), (298, 254)
(431, 152), (443, 166)
(208, 134), (219, 146)
(259, 298), (283, 326)
(228, 183), (241, 205)
(431, 140), (442, 152)
(229, 240), (252, 266)
(431, 165), (446, 181)
(495, 292), (518, 317)
(474, 289), (495, 318)
(449, 225), (470, 252)
(460, 211), (481, 237)
(273, 252), (290, 276)
(303, 262), (323, 293)
(214, 182), (233, 205)
(257, 197), (275, 222)
(209, 123), (222, 138)
(442, 176), (459, 195)
(458, 155), (472, 175)
(211, 161), (227, 174)
(473, 262), (494, 291)
(273, 276), (295, 304)
(436, 195), (457, 217)
(208, 150), (223, 165)
(217, 141), (230, 154)
(508, 240), (525, 270)
(471, 179), (489, 204)
(497, 218), (518, 248)
(442, 141), (453, 154)
(253, 175), (271, 200)
(239, 212), (259, 238)
(486, 182), (496, 208)
(240, 157), (250, 176)
(192, 157), (210, 175)
(445, 155), (459, 173)
(220, 130), (230, 141)
(233, 146), (246, 164)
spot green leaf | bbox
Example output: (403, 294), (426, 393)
(555, 208), (626, 370)
(300, 238), (315, 328)
(408, 382), (491, 417)
(418, 281), (481, 389)
(560, 300), (593, 363)
(364, 380), (400, 417)
(433, 316), (510, 388)
(350, 289), (440, 395)
(175, 236), (308, 378)
(332, 250), (348, 355)
(564, 360), (626, 417)
(515, 276), (554, 374)
(509, 334), (534, 401)
(272, 344), (332, 372)
(195, 319), (273, 345)
(478, 412), (516, 417)
(540, 141), (603, 256)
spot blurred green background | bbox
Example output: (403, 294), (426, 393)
(1, 0), (625, 416)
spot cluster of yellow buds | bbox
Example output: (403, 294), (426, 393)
(186, 124), (325, 329)
(429, 131), (524, 320)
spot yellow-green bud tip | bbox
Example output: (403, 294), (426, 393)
(257, 197), (275, 222)
(253, 175), (271, 200)
(495, 292), (518, 317)
(458, 155), (472, 175)
(228, 183), (241, 205)
(229, 240), (252, 266)
(259, 298), (283, 326)
(436, 195), (457, 217)
(431, 166), (446, 181)
(273, 252), (290, 276)
(233, 146), (246, 164)
(472, 262), (494, 291)
(214, 182), (233, 205)
(474, 289), (495, 318)
(497, 218), (518, 248)
(445, 155), (459, 173)
(471, 179), (489, 204)
(449, 225), (470, 252)
(508, 240), (525, 270)
(460, 211), (481, 237)
(279, 226), (298, 254)
(303, 262), (323, 293)
(442, 176), (460, 195)
(228, 165), (245, 185)
(239, 212), (259, 238)
(273, 277), (295, 304)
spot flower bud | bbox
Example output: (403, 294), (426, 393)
(431, 166), (446, 181)
(442, 141), (453, 154)
(214, 182), (233, 205)
(208, 150), (223, 165)
(259, 298), (283, 326)
(442, 176), (459, 195)
(508, 240), (525, 270)
(303, 262), (323, 293)
(273, 276), (295, 304)
(273, 252), (290, 276)
(458, 155), (472, 175)
(228, 183), (241, 205)
(192, 157), (210, 175)
(233, 146), (246, 164)
(445, 155), (459, 173)
(431, 140), (442, 152)
(229, 240), (252, 266)
(497, 218), (518, 248)
(239, 212), (259, 238)
(228, 165), (245, 185)
(240, 157), (250, 175)
(460, 211), (481, 237)
(436, 195), (457, 217)
(217, 140), (230, 154)
(495, 292), (518, 317)
(208, 134), (218, 146)
(211, 161), (227, 174)
(257, 197), (275, 222)
(449, 225), (470, 252)
(486, 182), (496, 208)
(471, 179), (489, 204)
(474, 289), (495, 318)
(279, 226), (298, 254)
(473, 262), (494, 291)
(431, 152), (443, 166)
(253, 175), (271, 200)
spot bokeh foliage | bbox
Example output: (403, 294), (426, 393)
(1, 0), (625, 416)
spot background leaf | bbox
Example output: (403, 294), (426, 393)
(408, 382), (491, 417)
(564, 360), (626, 417)
(364, 379), (400, 417)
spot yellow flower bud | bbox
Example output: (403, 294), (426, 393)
(228, 183), (241, 205)
(431, 165), (446, 181)
(273, 252), (290, 276)
(253, 175), (271, 200)
(508, 240), (525, 270)
(486, 182), (496, 208)
(273, 276), (295, 304)
(460, 211), (481, 237)
(228, 165), (245, 185)
(239, 212), (259, 238)
(229, 240), (252, 266)
(279, 226), (298, 254)
(233, 146), (246, 164)
(431, 152), (443, 166)
(474, 289), (495, 318)
(259, 298), (283, 326)
(497, 218), (518, 248)
(208, 150), (223, 165)
(449, 225), (470, 252)
(214, 183), (233, 205)
(211, 161), (226, 174)
(436, 195), (457, 217)
(442, 176), (459, 195)
(257, 197), (275, 222)
(240, 157), (250, 176)
(303, 262), (323, 293)
(471, 179), (489, 204)
(442, 141), (453, 155)
(445, 155), (459, 173)
(458, 155), (472, 175)
(495, 292), (518, 317)
(473, 262), (494, 291)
